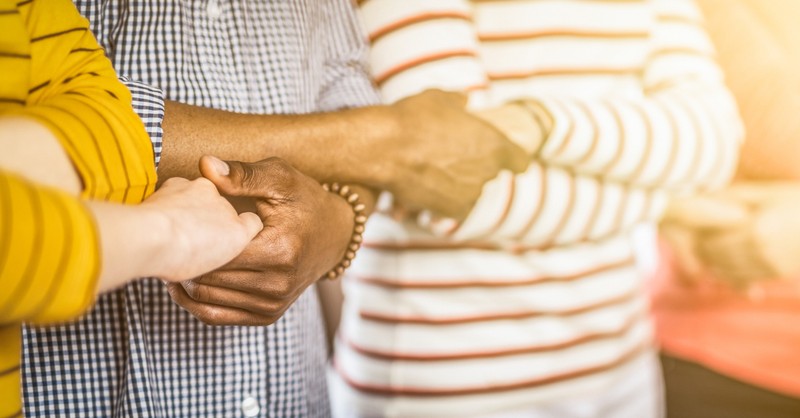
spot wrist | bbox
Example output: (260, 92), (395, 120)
(339, 105), (402, 191)
(320, 183), (367, 280)
(91, 202), (166, 292)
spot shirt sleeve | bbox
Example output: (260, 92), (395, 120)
(0, 170), (100, 325)
(360, 0), (743, 245)
(5, 0), (157, 204)
(121, 77), (165, 168)
(318, 0), (381, 111)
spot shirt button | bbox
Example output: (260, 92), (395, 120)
(207, 0), (222, 19)
(241, 396), (260, 417)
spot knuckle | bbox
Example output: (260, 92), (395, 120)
(272, 276), (297, 299)
(197, 308), (224, 326)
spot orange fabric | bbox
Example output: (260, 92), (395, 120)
(651, 242), (800, 398)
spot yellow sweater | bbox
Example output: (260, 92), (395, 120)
(0, 0), (157, 415)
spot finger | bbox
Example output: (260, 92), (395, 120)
(663, 196), (750, 229)
(193, 269), (298, 300)
(214, 226), (296, 273)
(697, 229), (774, 288)
(180, 280), (290, 316)
(659, 225), (704, 284)
(200, 155), (297, 200)
(239, 211), (264, 239)
(167, 283), (279, 326)
(501, 140), (531, 174)
(718, 182), (800, 206)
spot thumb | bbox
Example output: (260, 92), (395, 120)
(199, 155), (259, 198)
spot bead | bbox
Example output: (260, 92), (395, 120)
(320, 182), (366, 280)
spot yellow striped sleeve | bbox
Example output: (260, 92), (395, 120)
(7, 0), (156, 204)
(0, 170), (100, 325)
(0, 325), (23, 418)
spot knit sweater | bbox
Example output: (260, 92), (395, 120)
(331, 0), (742, 416)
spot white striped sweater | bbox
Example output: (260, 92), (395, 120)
(332, 1), (742, 416)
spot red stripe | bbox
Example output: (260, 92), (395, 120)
(654, 96), (682, 186)
(351, 256), (634, 289)
(343, 309), (644, 361)
(628, 103), (654, 182)
(479, 29), (648, 42)
(600, 100), (627, 174)
(579, 177), (605, 242)
(574, 100), (601, 165)
(513, 163), (547, 241)
(488, 66), (639, 81)
(375, 50), (478, 85)
(473, 172), (516, 240)
(369, 11), (472, 42)
(538, 170), (576, 249)
(359, 287), (639, 325)
(335, 342), (648, 397)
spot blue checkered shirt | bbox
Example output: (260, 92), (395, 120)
(21, 1), (378, 417)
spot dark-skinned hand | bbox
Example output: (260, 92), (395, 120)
(167, 156), (354, 325)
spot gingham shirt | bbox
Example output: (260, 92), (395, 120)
(21, 1), (378, 417)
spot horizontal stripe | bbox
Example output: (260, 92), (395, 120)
(369, 11), (472, 42)
(335, 342), (647, 397)
(0, 410), (22, 418)
(488, 66), (640, 81)
(344, 310), (644, 361)
(0, 364), (20, 377)
(359, 287), (638, 324)
(479, 28), (648, 41)
(0, 51), (29, 58)
(374, 50), (477, 85)
(30, 27), (87, 43)
(16, 0), (32, 6)
(352, 256), (634, 289)
(28, 80), (49, 94)
(70, 47), (104, 53)
(0, 98), (25, 105)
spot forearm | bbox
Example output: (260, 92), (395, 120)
(159, 101), (397, 188)
(87, 201), (166, 292)
(0, 116), (81, 196)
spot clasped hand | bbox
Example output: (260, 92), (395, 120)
(168, 156), (354, 325)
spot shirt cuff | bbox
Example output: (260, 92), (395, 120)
(120, 77), (165, 168)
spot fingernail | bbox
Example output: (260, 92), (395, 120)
(208, 156), (229, 176)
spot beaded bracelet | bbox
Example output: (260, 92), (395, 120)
(320, 182), (367, 280)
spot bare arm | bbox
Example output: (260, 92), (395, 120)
(159, 90), (529, 221)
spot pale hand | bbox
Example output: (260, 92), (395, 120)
(140, 176), (263, 282)
(661, 182), (800, 288)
